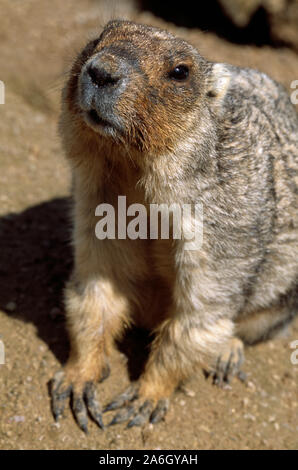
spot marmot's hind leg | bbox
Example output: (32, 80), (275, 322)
(209, 292), (298, 386)
(236, 291), (297, 345)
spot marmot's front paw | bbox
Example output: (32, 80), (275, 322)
(206, 337), (246, 387)
(50, 365), (110, 433)
(103, 383), (169, 428)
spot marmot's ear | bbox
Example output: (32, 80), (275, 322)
(206, 63), (231, 113)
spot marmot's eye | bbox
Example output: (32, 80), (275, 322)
(169, 64), (189, 81)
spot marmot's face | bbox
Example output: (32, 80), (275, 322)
(66, 20), (207, 153)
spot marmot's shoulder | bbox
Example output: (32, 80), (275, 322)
(219, 64), (298, 129)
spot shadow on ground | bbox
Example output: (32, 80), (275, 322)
(0, 197), (150, 378)
(0, 198), (72, 364)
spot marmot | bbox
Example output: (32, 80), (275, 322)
(51, 20), (298, 432)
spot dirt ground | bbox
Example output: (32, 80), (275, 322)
(0, 0), (297, 450)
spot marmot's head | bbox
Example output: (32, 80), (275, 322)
(64, 20), (228, 154)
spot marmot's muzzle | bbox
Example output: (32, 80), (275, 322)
(78, 48), (133, 133)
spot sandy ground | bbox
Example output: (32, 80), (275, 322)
(0, 0), (297, 450)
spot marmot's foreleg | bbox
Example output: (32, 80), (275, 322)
(50, 274), (129, 432)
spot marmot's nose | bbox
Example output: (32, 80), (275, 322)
(87, 64), (119, 88)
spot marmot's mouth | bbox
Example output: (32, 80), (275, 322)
(87, 109), (110, 127)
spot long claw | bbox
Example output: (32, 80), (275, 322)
(109, 405), (135, 426)
(73, 394), (89, 433)
(52, 386), (72, 421)
(84, 382), (104, 430)
(224, 347), (243, 382)
(127, 400), (154, 428)
(150, 399), (169, 424)
(103, 384), (139, 413)
(208, 338), (245, 387)
(51, 371), (72, 421)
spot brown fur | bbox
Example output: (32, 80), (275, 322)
(55, 20), (298, 418)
